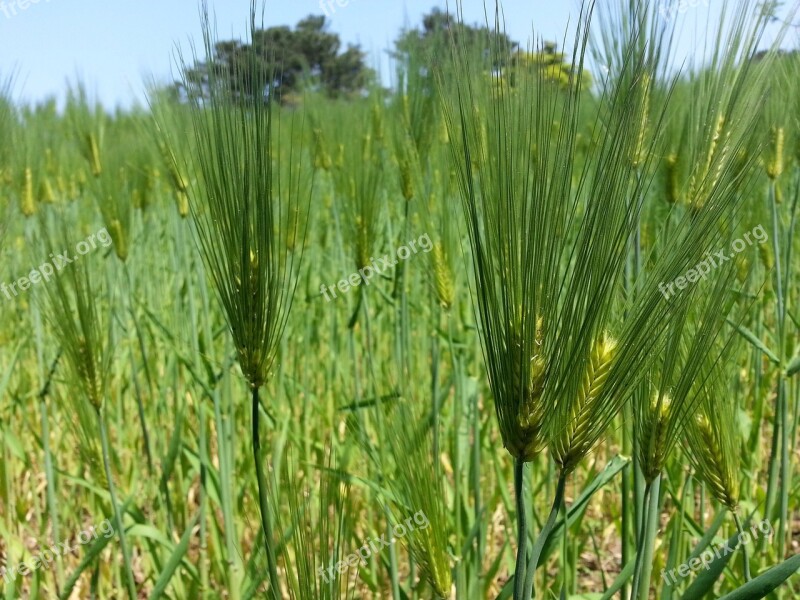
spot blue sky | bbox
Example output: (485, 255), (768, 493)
(0, 1), (787, 110)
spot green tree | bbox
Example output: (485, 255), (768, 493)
(394, 7), (518, 73)
(394, 9), (590, 97)
(181, 15), (374, 104)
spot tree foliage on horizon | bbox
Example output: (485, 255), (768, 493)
(178, 15), (374, 104)
(394, 8), (590, 97)
(175, 8), (589, 105)
(393, 7), (519, 69)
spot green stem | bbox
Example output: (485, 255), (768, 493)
(198, 397), (209, 598)
(748, 309), (764, 491)
(764, 391), (781, 525)
(768, 181), (789, 556)
(513, 458), (528, 600)
(251, 386), (281, 599)
(39, 397), (63, 593)
(360, 288), (401, 599)
(37, 358), (64, 592)
(523, 471), (567, 599)
(778, 376), (789, 558)
(733, 512), (752, 581)
(123, 266), (154, 475)
(447, 311), (463, 594)
(471, 386), (483, 596)
(778, 183), (798, 560)
(97, 412), (137, 600)
(700, 484), (706, 529)
(770, 182), (785, 338)
(35, 315), (64, 592)
(632, 475), (661, 600)
(621, 404), (633, 600)
(633, 426), (646, 541)
(431, 315), (441, 471)
(561, 480), (570, 597)
(443, 309), (465, 597)
(184, 231), (209, 598)
(196, 248), (241, 598)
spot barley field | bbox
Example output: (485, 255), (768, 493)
(1, 1), (800, 598)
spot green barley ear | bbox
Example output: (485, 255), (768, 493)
(158, 140), (192, 217)
(65, 83), (105, 178)
(108, 215), (128, 262)
(311, 127), (332, 172)
(637, 392), (672, 483)
(420, 164), (460, 312)
(650, 0), (789, 215)
(513, 316), (547, 461)
(759, 241), (774, 271)
(177, 5), (310, 390)
(127, 157), (158, 212)
(276, 450), (356, 600)
(686, 407), (739, 510)
(150, 89), (195, 217)
(330, 112), (385, 273)
(431, 242), (455, 310)
(77, 115), (137, 263)
(764, 125), (785, 181)
(93, 165), (132, 263)
(85, 132), (103, 177)
(440, 1), (669, 463)
(685, 112), (730, 209)
(629, 72), (651, 168)
(553, 332), (617, 474)
(37, 175), (56, 204)
(334, 143), (345, 168)
(21, 166), (35, 217)
(159, 142), (189, 192)
(176, 191), (189, 218)
(374, 399), (453, 598)
(38, 210), (111, 412)
(437, 115), (449, 145)
(664, 153), (680, 205)
(682, 339), (742, 511)
(635, 264), (739, 484)
(399, 154), (415, 201)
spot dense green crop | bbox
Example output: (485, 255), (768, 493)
(0, 1), (799, 599)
